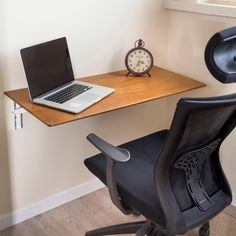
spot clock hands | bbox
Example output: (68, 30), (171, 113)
(135, 55), (145, 67)
(136, 60), (145, 67)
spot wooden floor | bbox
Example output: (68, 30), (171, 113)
(1, 188), (236, 236)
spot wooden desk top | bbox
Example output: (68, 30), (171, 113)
(4, 66), (206, 127)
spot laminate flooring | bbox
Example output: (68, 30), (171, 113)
(1, 188), (236, 236)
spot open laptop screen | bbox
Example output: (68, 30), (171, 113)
(20, 37), (74, 99)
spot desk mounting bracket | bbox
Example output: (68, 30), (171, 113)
(12, 102), (26, 129)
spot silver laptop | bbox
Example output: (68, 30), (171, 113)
(20, 37), (115, 113)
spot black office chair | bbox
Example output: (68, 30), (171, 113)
(84, 94), (236, 236)
(84, 26), (236, 236)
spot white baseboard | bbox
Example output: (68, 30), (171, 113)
(0, 182), (234, 231)
(0, 178), (104, 231)
(232, 192), (236, 207)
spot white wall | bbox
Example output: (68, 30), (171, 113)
(1, 0), (168, 217)
(0, 0), (13, 217)
(163, 10), (236, 193)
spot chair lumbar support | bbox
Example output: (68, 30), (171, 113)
(175, 139), (221, 211)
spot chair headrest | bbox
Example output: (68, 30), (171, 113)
(205, 26), (236, 83)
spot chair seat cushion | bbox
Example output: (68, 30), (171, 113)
(84, 130), (169, 226)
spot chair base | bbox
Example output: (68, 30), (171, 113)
(85, 221), (145, 236)
(85, 220), (210, 236)
(85, 220), (175, 236)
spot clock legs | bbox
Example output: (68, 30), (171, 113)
(126, 71), (130, 77)
(126, 71), (151, 77)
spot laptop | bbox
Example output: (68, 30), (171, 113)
(20, 37), (115, 113)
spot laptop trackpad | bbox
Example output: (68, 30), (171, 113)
(78, 93), (100, 103)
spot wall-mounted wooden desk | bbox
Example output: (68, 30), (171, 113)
(4, 66), (206, 127)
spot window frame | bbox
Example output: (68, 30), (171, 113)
(165, 0), (236, 18)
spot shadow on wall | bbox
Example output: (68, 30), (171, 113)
(0, 62), (13, 230)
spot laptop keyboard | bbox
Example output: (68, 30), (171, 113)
(44, 84), (92, 104)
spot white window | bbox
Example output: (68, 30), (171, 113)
(165, 0), (236, 17)
(208, 0), (236, 5)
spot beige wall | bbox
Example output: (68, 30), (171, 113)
(1, 0), (168, 214)
(163, 10), (236, 192)
(0, 0), (13, 216)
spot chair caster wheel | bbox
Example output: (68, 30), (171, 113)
(199, 225), (210, 236)
(132, 210), (141, 216)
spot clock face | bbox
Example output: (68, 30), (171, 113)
(125, 48), (153, 75)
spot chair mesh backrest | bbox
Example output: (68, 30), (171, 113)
(155, 94), (236, 232)
(170, 105), (235, 211)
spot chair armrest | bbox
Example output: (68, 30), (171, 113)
(87, 133), (132, 215)
(87, 133), (130, 162)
